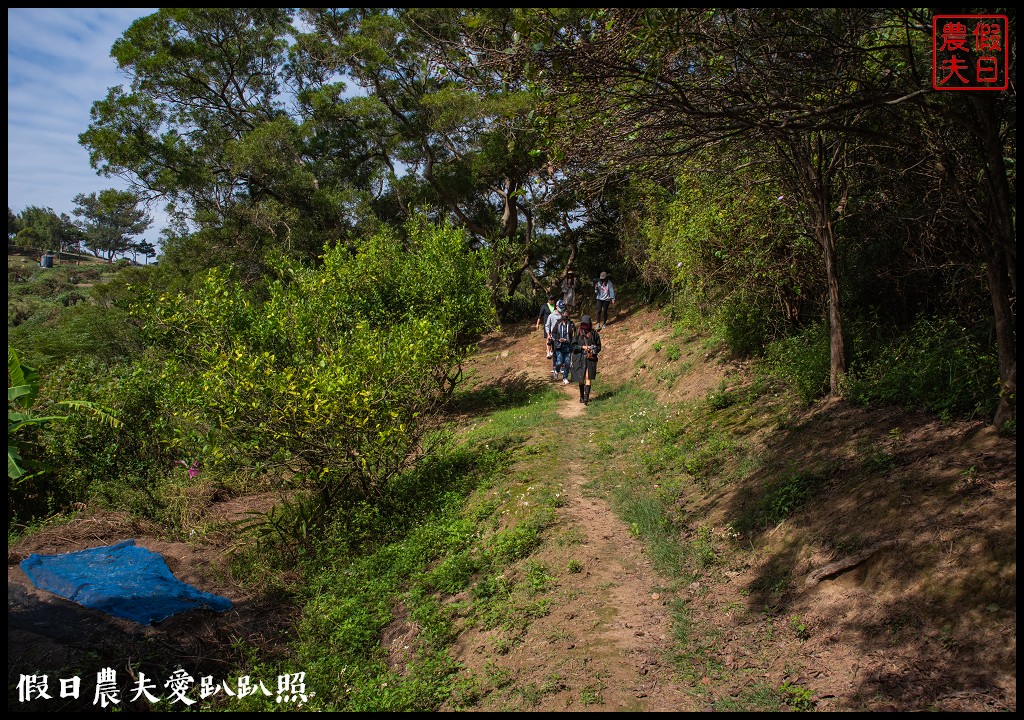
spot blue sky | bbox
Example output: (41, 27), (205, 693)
(7, 8), (163, 244)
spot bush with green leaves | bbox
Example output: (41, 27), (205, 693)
(8, 349), (123, 524)
(10, 303), (143, 368)
(146, 216), (496, 506)
(720, 290), (777, 357)
(628, 167), (818, 348)
(762, 321), (831, 405)
(846, 315), (998, 419)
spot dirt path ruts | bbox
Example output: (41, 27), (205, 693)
(456, 325), (698, 711)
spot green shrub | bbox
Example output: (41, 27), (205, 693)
(762, 321), (830, 404)
(736, 468), (830, 532)
(719, 292), (777, 356)
(10, 303), (143, 367)
(147, 215), (497, 504)
(8, 351), (130, 525)
(490, 522), (542, 563)
(846, 315), (998, 419)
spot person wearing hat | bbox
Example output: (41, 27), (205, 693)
(544, 299), (568, 379)
(535, 293), (557, 358)
(570, 314), (602, 404)
(594, 271), (615, 330)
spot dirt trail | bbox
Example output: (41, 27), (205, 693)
(447, 317), (704, 711)
(445, 305), (1017, 713)
(9, 300), (1016, 712)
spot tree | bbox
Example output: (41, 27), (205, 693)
(509, 8), (964, 396)
(294, 8), (565, 318)
(8, 207), (21, 245)
(14, 206), (62, 254)
(79, 8), (385, 273)
(78, 8), (600, 313)
(72, 189), (152, 262)
(134, 240), (158, 265)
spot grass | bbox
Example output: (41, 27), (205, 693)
(37, 315), (822, 711)
(37, 313), (808, 712)
(220, 388), (579, 711)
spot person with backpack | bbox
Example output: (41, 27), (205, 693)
(535, 293), (557, 358)
(544, 299), (568, 379)
(570, 314), (602, 404)
(550, 308), (576, 384)
(594, 271), (615, 330)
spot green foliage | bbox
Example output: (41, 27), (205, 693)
(691, 526), (719, 568)
(235, 492), (325, 558)
(11, 303), (142, 368)
(846, 315), (999, 419)
(523, 560), (554, 594)
(71, 188), (152, 262)
(762, 321), (830, 405)
(23, 355), (178, 523)
(8, 261), (150, 369)
(8, 349), (123, 521)
(423, 550), (482, 595)
(490, 521), (543, 563)
(628, 169), (816, 350)
(10, 206), (84, 255)
(146, 216), (496, 504)
(736, 467), (831, 533)
(705, 380), (736, 410)
(779, 680), (815, 711)
(789, 614), (810, 640)
(720, 291), (777, 357)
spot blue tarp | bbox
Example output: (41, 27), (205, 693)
(20, 539), (233, 625)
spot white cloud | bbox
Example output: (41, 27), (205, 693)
(7, 8), (165, 242)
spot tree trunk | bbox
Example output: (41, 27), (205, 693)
(786, 132), (848, 397)
(987, 244), (1016, 428)
(970, 94), (1016, 428)
(820, 221), (846, 396)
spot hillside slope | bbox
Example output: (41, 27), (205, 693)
(443, 299), (1015, 711)
(8, 297), (1015, 712)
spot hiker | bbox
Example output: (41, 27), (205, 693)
(570, 314), (602, 405)
(550, 307), (576, 384)
(594, 271), (615, 329)
(561, 270), (578, 313)
(544, 299), (567, 378)
(535, 293), (557, 358)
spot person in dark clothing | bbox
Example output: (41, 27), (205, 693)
(570, 314), (602, 405)
(550, 309), (576, 384)
(535, 293), (556, 358)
